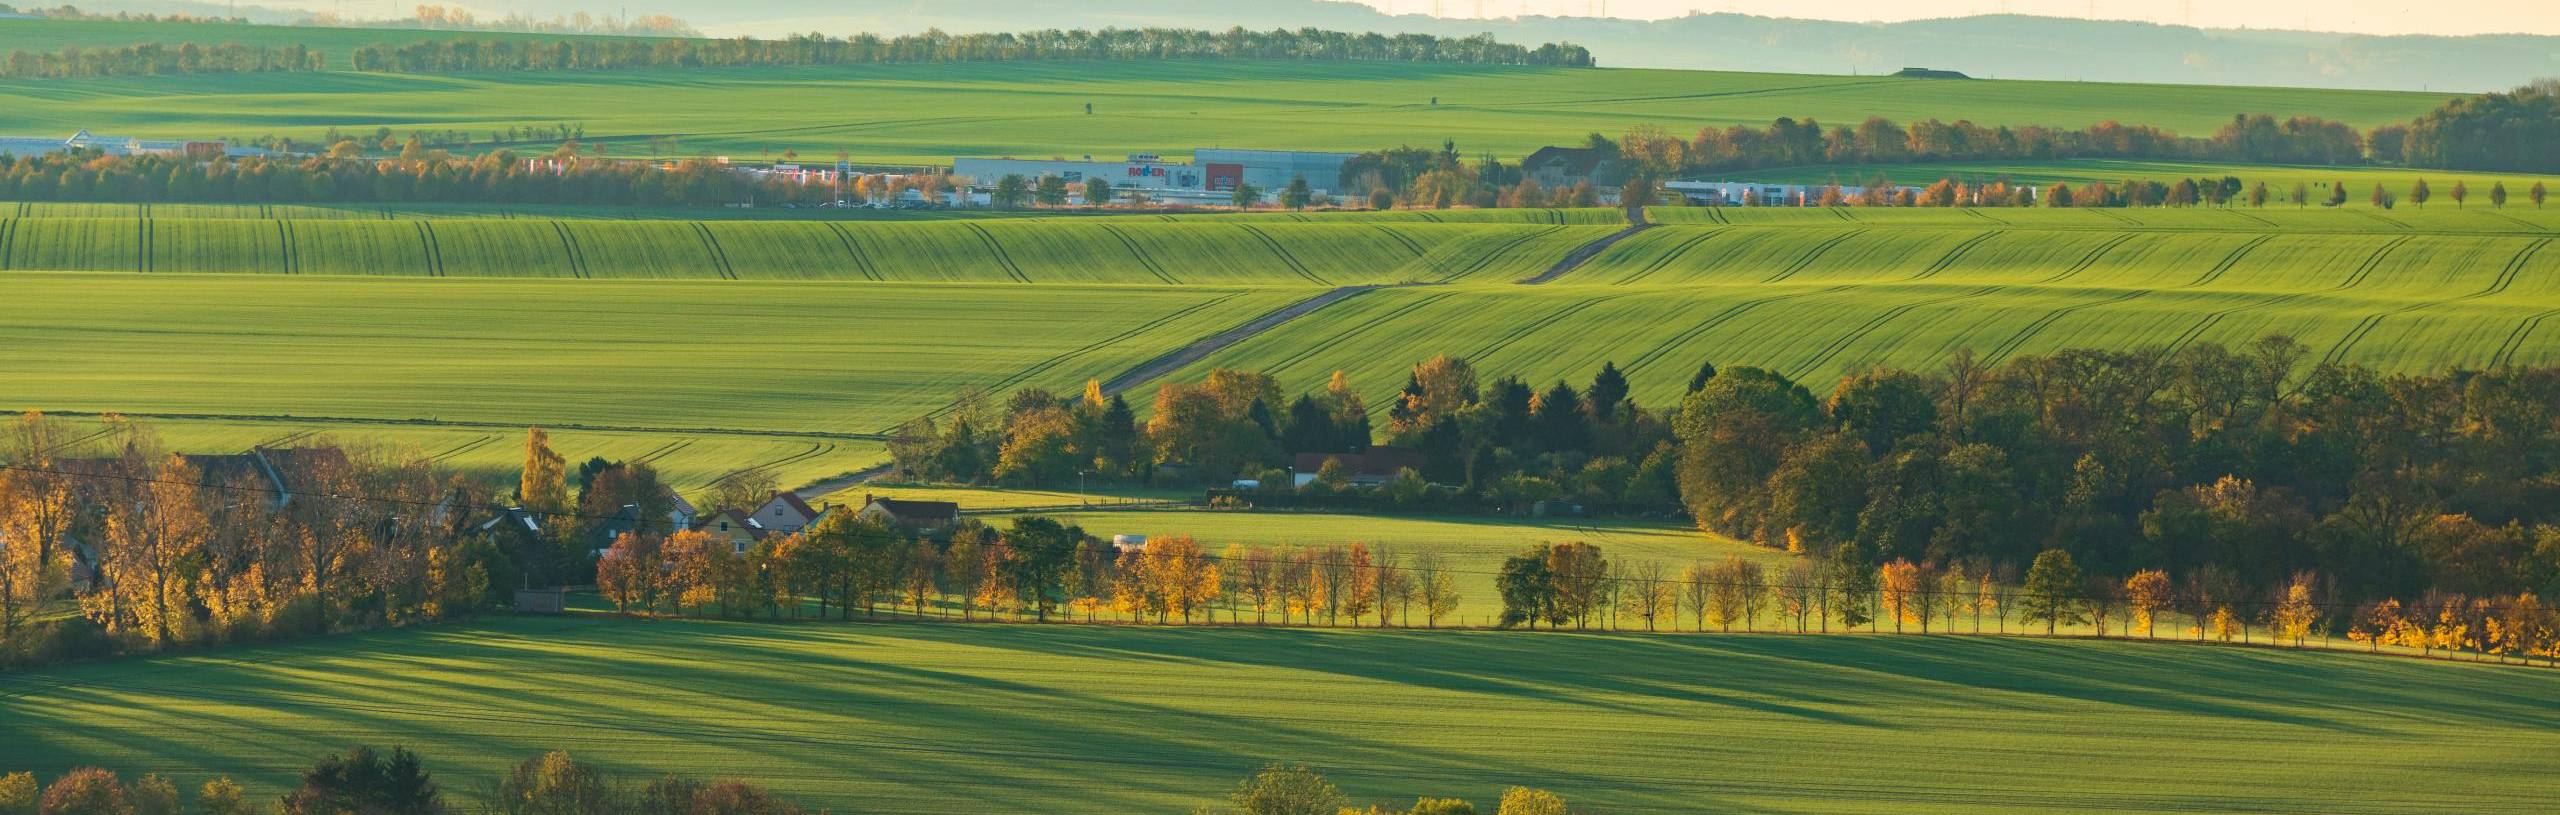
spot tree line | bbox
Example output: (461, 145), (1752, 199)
(0, 745), (810, 815)
(0, 145), (916, 208)
(347, 28), (1593, 74)
(890, 363), (1675, 515)
(889, 339), (2560, 615)
(0, 41), (322, 78)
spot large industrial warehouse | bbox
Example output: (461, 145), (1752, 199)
(951, 148), (1357, 205)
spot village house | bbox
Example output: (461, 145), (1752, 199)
(854, 494), (960, 530)
(691, 508), (768, 554)
(1290, 447), (1426, 488)
(749, 491), (827, 534)
(1521, 146), (1618, 190)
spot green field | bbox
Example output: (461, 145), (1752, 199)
(1, 615), (2552, 814)
(123, 418), (883, 494)
(7, 207), (2557, 487)
(1744, 158), (2560, 193)
(0, 49), (2451, 165)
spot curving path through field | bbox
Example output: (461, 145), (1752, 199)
(1515, 206), (1652, 284)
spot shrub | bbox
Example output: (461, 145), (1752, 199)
(38, 768), (129, 815)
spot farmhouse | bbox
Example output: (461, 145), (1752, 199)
(855, 494), (960, 530)
(1520, 146), (1618, 189)
(1290, 447), (1426, 488)
(951, 148), (1356, 205)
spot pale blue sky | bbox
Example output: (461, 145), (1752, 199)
(1353, 0), (2557, 36)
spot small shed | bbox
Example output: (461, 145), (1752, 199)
(514, 587), (567, 615)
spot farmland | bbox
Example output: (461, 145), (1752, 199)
(6, 206), (2557, 487)
(0, 44), (2454, 165)
(2, 614), (2554, 814)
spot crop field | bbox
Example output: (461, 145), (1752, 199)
(0, 48), (2450, 165)
(0, 272), (1304, 445)
(0, 216), (1611, 284)
(7, 208), (2558, 485)
(1743, 158), (2560, 193)
(2, 615), (2553, 814)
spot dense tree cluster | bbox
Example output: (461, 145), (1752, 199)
(892, 361), (1676, 514)
(349, 28), (1592, 73)
(2396, 79), (2560, 173)
(1673, 338), (2560, 616)
(0, 41), (322, 78)
(0, 414), (499, 667)
(0, 746), (809, 815)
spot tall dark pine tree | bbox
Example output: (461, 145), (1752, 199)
(1283, 395), (1340, 454)
(1533, 381), (1590, 454)
(1486, 377), (1536, 451)
(1099, 394), (1138, 475)
(1688, 360), (1720, 393)
(1588, 361), (1630, 422)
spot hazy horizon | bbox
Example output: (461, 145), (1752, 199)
(1351, 0), (2557, 37)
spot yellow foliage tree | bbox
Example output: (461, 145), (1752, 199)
(2123, 569), (2173, 638)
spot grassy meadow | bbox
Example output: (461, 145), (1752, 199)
(2, 615), (2553, 814)
(124, 418), (882, 493)
(0, 47), (2452, 164)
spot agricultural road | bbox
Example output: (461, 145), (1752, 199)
(1516, 205), (1652, 284)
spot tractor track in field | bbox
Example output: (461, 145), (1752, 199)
(1614, 228), (1726, 285)
(2224, 209), (2277, 228)
(888, 292), (1256, 433)
(1098, 223), (1179, 285)
(426, 433), (504, 463)
(2491, 307), (2560, 369)
(1517, 208), (1652, 284)
(2036, 232), (2140, 284)
(2185, 235), (2275, 287)
(1263, 290), (1457, 377)
(2333, 236), (2413, 290)
(1962, 208), (2009, 226)
(549, 221), (590, 279)
(2484, 212), (2545, 232)
(1237, 223), (1328, 285)
(2350, 209), (2412, 230)
(960, 222), (1031, 283)
(0, 218), (15, 269)
(2085, 209), (2138, 227)
(2318, 301), (2434, 369)
(691, 223), (738, 280)
(821, 222), (883, 281)
(703, 441), (838, 487)
(1440, 225), (1565, 282)
(1468, 293), (1636, 360)
(1985, 289), (2154, 364)
(2471, 238), (2552, 298)
(1368, 224), (1428, 257)
(2163, 292), (2312, 356)
(1624, 284), (1856, 377)
(1760, 228), (1866, 283)
(1912, 230), (2003, 280)
(1793, 285), (2007, 377)
(1097, 284), (1399, 399)
(634, 438), (695, 463)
